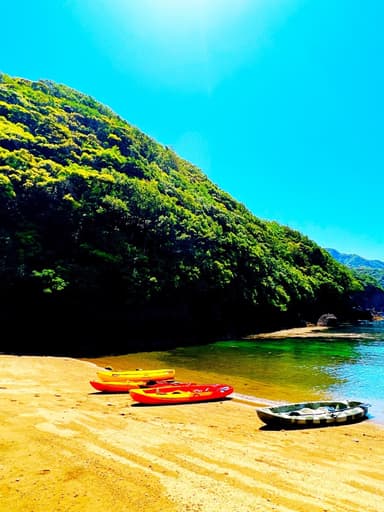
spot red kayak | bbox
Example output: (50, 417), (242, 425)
(129, 383), (234, 405)
(89, 379), (181, 393)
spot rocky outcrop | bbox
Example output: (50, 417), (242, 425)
(317, 313), (338, 327)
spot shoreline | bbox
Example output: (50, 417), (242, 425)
(243, 324), (374, 339)
(1, 353), (384, 511)
(83, 324), (376, 408)
(243, 325), (330, 339)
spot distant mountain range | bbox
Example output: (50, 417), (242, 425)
(326, 248), (384, 311)
(326, 248), (384, 270)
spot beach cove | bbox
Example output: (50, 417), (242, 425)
(1, 328), (384, 512)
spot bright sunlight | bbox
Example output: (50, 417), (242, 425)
(120, 0), (254, 37)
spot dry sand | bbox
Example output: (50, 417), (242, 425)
(1, 348), (384, 512)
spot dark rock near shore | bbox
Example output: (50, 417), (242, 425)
(317, 313), (339, 327)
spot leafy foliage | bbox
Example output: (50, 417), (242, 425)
(0, 73), (365, 354)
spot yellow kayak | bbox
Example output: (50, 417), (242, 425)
(96, 368), (176, 382)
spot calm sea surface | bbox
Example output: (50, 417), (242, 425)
(89, 320), (384, 425)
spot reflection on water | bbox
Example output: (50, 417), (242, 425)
(155, 321), (384, 424)
(87, 321), (384, 425)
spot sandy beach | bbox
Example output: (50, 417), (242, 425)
(1, 336), (384, 512)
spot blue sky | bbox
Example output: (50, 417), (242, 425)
(2, 0), (383, 260)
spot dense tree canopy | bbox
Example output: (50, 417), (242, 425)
(0, 73), (365, 354)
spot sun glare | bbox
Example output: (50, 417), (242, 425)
(133, 0), (251, 32)
(152, 0), (215, 18)
(93, 0), (271, 91)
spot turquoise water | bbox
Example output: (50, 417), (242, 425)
(154, 320), (384, 424)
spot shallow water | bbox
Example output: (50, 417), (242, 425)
(88, 320), (384, 425)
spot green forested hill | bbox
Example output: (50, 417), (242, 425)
(0, 73), (365, 354)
